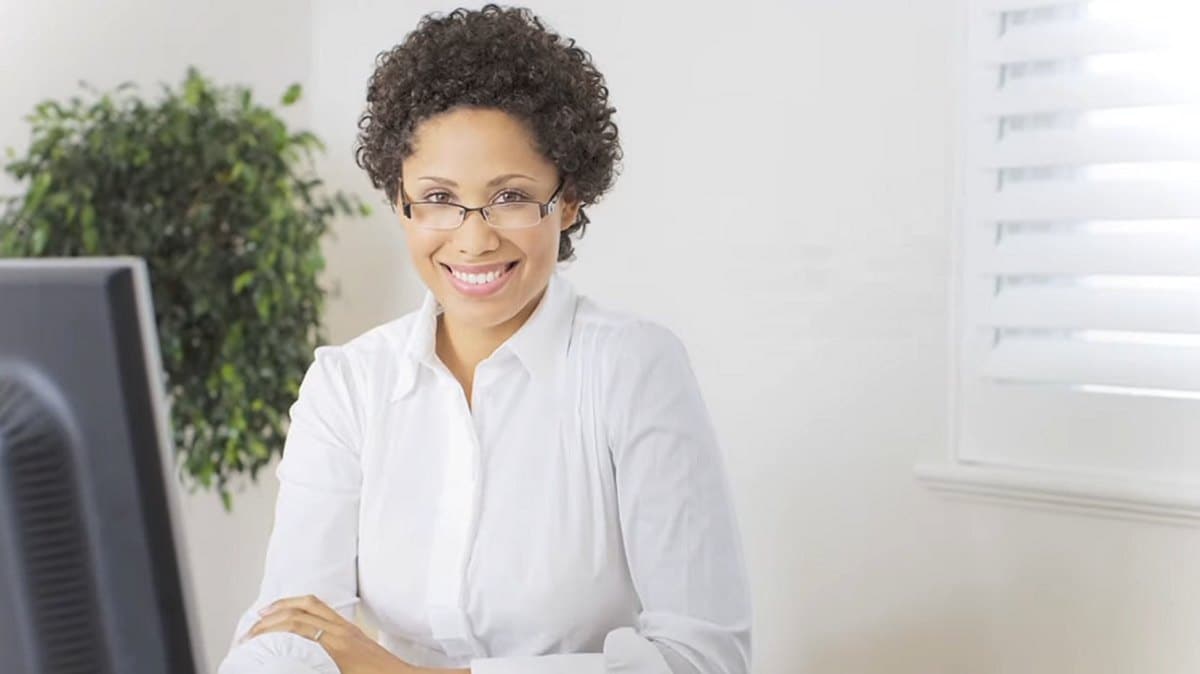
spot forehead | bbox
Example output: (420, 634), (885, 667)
(406, 107), (549, 174)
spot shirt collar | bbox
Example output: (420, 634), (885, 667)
(391, 270), (577, 402)
(504, 270), (577, 383)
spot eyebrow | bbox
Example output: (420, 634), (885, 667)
(415, 173), (537, 188)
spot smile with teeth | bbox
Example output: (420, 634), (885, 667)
(445, 261), (517, 285)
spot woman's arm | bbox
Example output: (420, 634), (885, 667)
(218, 345), (365, 674)
(465, 321), (753, 674)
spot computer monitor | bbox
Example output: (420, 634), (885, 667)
(0, 257), (207, 674)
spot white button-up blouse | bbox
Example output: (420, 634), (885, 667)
(217, 271), (752, 674)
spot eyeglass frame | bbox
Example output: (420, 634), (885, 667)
(397, 175), (567, 230)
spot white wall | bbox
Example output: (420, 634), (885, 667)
(7, 1), (1200, 672)
(0, 2), (308, 669)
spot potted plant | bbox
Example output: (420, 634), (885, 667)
(0, 68), (368, 509)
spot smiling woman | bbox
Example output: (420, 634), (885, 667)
(218, 5), (752, 674)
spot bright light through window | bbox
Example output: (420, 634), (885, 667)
(1086, 0), (1200, 36)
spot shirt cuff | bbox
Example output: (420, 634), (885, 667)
(468, 626), (675, 674)
(217, 631), (341, 674)
(468, 653), (606, 674)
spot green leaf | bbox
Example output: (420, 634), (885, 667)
(233, 270), (255, 295)
(82, 223), (99, 252)
(0, 225), (19, 255)
(198, 460), (214, 487)
(31, 227), (48, 255)
(255, 294), (271, 321)
(184, 75), (204, 106)
(288, 131), (324, 151)
(26, 173), (52, 212)
(281, 83), (302, 106)
(81, 200), (96, 229)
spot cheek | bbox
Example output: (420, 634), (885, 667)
(506, 234), (557, 276)
(521, 225), (563, 260)
(403, 228), (443, 264)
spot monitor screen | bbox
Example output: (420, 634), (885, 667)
(0, 257), (206, 674)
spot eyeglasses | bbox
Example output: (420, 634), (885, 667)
(398, 176), (566, 230)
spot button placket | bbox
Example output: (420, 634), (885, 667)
(425, 373), (485, 658)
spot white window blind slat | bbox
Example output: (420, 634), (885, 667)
(983, 183), (1200, 220)
(979, 280), (1200, 333)
(982, 338), (1200, 392)
(985, 127), (1200, 167)
(981, 21), (1172, 64)
(978, 0), (1074, 11)
(985, 231), (1200, 275)
(983, 75), (1200, 116)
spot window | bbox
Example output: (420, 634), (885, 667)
(919, 0), (1200, 521)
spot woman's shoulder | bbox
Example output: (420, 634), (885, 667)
(316, 309), (421, 363)
(572, 296), (701, 441)
(299, 309), (423, 399)
(571, 295), (691, 368)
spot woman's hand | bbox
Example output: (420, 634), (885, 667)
(242, 594), (416, 674)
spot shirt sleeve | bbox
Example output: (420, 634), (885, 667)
(469, 321), (753, 674)
(217, 345), (365, 674)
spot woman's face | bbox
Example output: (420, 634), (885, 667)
(398, 107), (579, 334)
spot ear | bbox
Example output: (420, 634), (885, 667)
(560, 199), (581, 231)
(558, 180), (582, 231)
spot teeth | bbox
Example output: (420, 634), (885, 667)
(451, 265), (508, 285)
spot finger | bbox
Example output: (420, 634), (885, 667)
(244, 613), (327, 643)
(260, 594), (346, 624)
(244, 609), (335, 643)
(294, 594), (346, 623)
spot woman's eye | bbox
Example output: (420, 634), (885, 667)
(424, 192), (451, 203)
(495, 190), (528, 203)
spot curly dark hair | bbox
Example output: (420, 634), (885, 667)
(354, 3), (622, 262)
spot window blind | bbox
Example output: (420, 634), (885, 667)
(956, 0), (1200, 480)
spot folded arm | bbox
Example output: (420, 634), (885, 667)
(218, 346), (365, 674)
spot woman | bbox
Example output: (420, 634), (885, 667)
(218, 5), (751, 674)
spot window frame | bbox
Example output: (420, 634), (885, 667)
(915, 0), (1200, 525)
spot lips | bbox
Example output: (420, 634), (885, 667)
(440, 260), (520, 297)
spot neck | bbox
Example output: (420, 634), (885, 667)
(436, 285), (548, 374)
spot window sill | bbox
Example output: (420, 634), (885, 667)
(914, 461), (1200, 525)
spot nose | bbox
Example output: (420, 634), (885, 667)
(454, 208), (500, 255)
